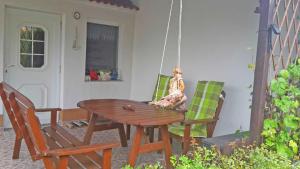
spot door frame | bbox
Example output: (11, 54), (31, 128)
(1, 4), (66, 127)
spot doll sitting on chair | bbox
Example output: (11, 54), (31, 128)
(150, 67), (187, 110)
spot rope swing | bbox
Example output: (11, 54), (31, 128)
(155, 0), (183, 100)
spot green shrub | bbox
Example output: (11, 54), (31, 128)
(171, 145), (297, 169)
(123, 145), (298, 169)
(262, 59), (300, 158)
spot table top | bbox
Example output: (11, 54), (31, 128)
(77, 99), (184, 126)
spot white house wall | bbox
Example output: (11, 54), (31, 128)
(130, 0), (259, 136)
(0, 0), (136, 110)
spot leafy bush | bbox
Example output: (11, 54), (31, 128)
(171, 145), (297, 169)
(262, 59), (300, 158)
(123, 145), (298, 169)
(122, 163), (163, 169)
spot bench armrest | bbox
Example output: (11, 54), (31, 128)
(35, 108), (62, 112)
(43, 142), (120, 157)
(35, 108), (62, 127)
(183, 118), (218, 125)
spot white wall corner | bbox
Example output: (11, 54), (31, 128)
(0, 2), (5, 115)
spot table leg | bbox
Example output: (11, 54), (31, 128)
(126, 125), (131, 140)
(160, 125), (172, 169)
(83, 113), (98, 144)
(117, 123), (128, 147)
(128, 126), (144, 167)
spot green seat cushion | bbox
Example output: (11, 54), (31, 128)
(152, 74), (171, 101)
(169, 81), (224, 138)
(169, 123), (207, 137)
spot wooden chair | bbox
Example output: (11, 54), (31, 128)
(168, 81), (225, 154)
(1, 82), (119, 169)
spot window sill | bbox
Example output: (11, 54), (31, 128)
(84, 80), (123, 82)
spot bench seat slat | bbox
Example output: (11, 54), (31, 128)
(43, 132), (82, 169)
(55, 126), (103, 166)
(44, 127), (101, 169)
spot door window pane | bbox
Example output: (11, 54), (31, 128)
(20, 26), (32, 40)
(33, 27), (45, 41)
(20, 40), (32, 53)
(33, 55), (44, 68)
(33, 42), (44, 54)
(19, 25), (46, 68)
(20, 54), (32, 67)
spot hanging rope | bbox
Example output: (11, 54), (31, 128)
(154, 0), (183, 101)
(178, 0), (183, 67)
(155, 0), (174, 101)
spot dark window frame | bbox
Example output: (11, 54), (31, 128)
(85, 22), (119, 80)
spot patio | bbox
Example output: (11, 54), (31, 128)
(0, 0), (299, 168)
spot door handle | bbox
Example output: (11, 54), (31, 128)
(5, 64), (15, 73)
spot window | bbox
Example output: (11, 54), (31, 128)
(85, 22), (119, 81)
(20, 26), (46, 68)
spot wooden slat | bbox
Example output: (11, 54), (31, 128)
(139, 141), (164, 153)
(54, 126), (103, 167)
(43, 133), (82, 169)
(60, 108), (89, 122)
(44, 127), (101, 169)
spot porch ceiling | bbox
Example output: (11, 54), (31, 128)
(89, 0), (139, 10)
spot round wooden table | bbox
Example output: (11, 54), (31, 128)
(78, 99), (184, 168)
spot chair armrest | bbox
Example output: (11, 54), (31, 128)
(183, 118), (218, 125)
(43, 142), (120, 157)
(35, 108), (62, 112)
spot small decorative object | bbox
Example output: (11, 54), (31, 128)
(149, 66), (187, 110)
(85, 75), (91, 81)
(73, 11), (81, 20)
(72, 26), (81, 50)
(117, 69), (121, 80)
(89, 69), (99, 81)
(99, 71), (105, 80)
(99, 70), (111, 81)
(110, 69), (118, 80)
(123, 105), (135, 111)
(104, 71), (111, 80)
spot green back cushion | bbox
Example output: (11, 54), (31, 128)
(152, 74), (171, 101)
(168, 81), (224, 137)
(186, 81), (224, 120)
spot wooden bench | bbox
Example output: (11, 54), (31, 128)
(0, 82), (119, 169)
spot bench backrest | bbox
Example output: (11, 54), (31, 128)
(0, 83), (38, 160)
(1, 82), (50, 162)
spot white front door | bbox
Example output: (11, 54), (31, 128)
(4, 8), (61, 127)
